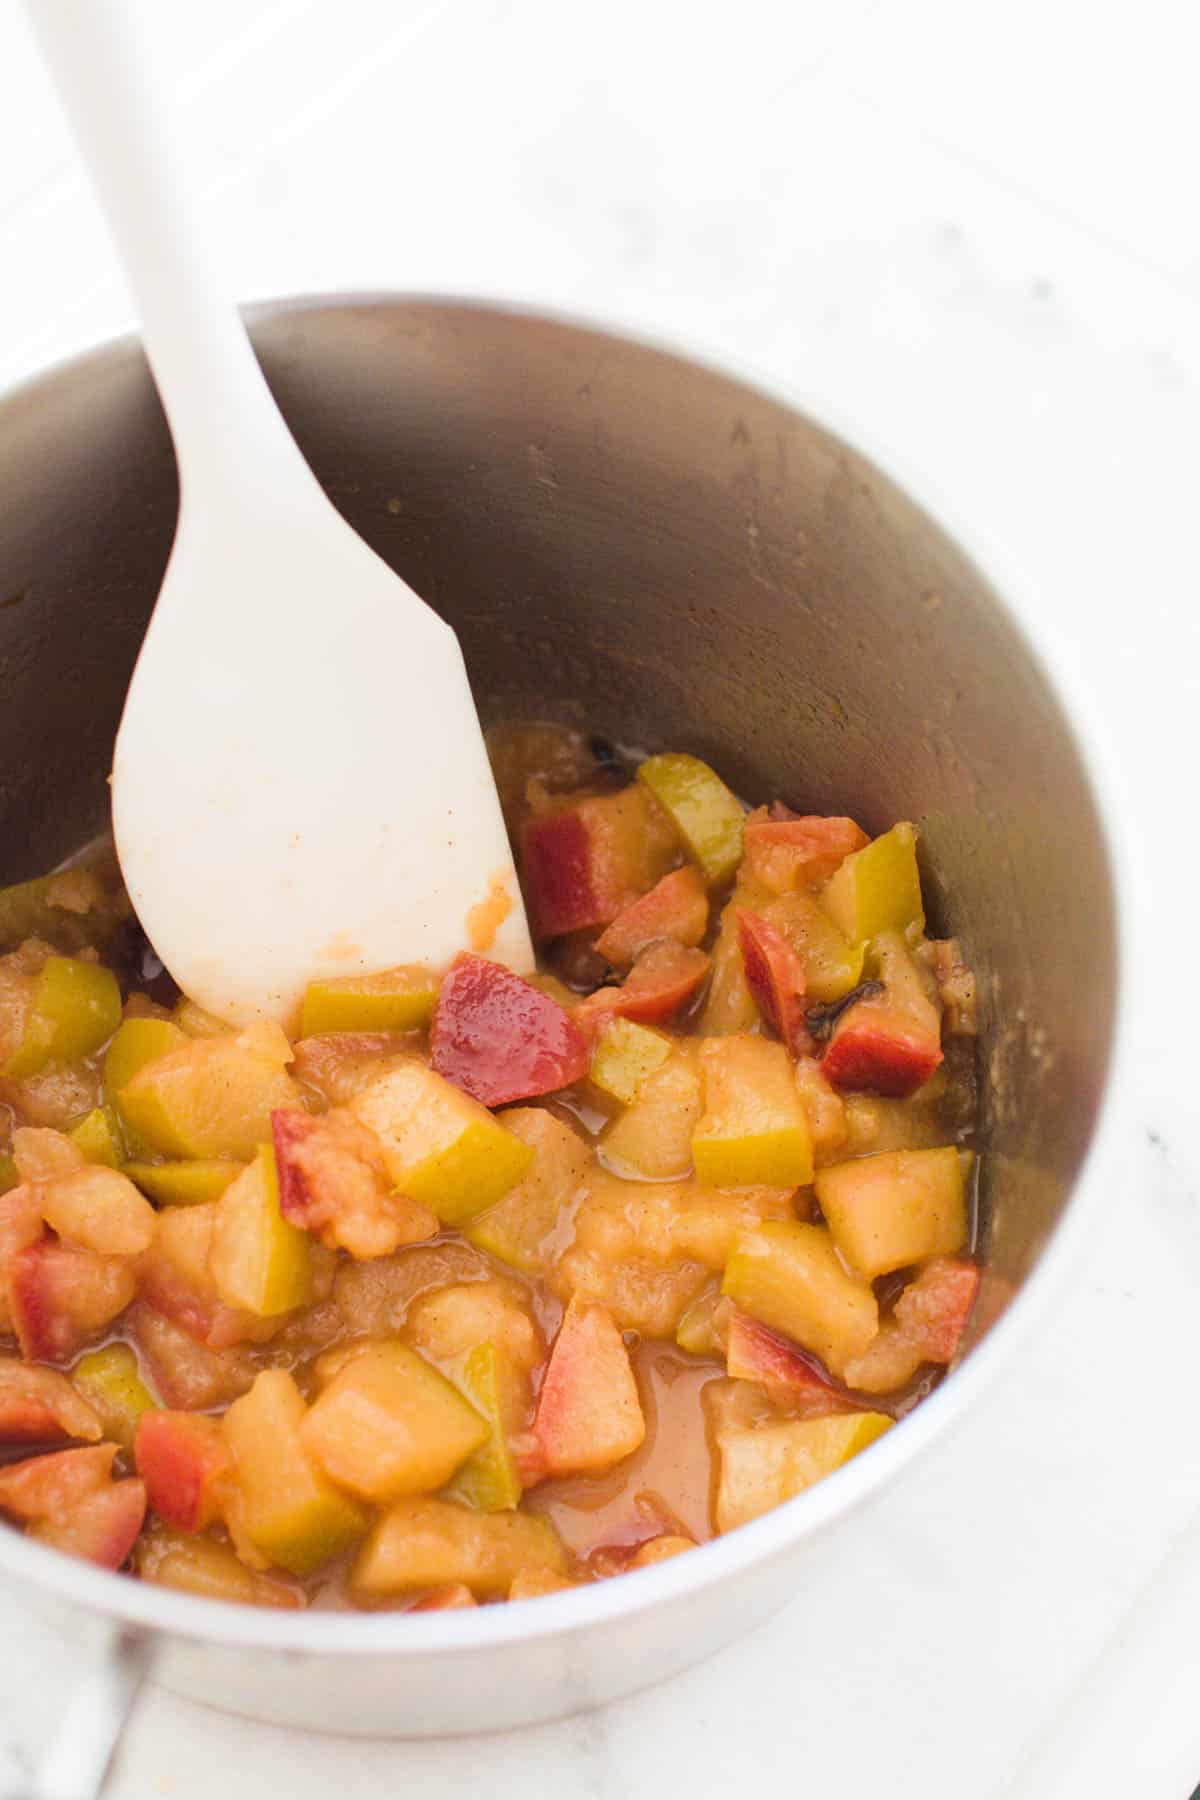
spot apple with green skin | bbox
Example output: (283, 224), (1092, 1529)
(349, 1063), (533, 1226)
(635, 753), (745, 886)
(691, 1035), (813, 1189)
(594, 866), (709, 968)
(223, 1370), (369, 1577)
(430, 954), (589, 1107)
(300, 1341), (487, 1504)
(136, 1410), (233, 1532)
(530, 1295), (645, 1480)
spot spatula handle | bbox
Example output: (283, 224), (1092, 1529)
(25, 0), (304, 497)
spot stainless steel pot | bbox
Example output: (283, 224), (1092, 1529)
(0, 297), (1125, 1769)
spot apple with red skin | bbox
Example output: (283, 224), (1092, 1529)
(576, 942), (710, 1039)
(724, 1308), (857, 1416)
(37, 1477), (147, 1568)
(529, 1295), (645, 1479)
(8, 1239), (136, 1364)
(895, 1256), (980, 1362)
(0, 1443), (146, 1569)
(519, 808), (602, 938)
(737, 912), (811, 1055)
(136, 1410), (233, 1532)
(742, 811), (868, 890)
(429, 954), (589, 1106)
(821, 999), (942, 1097)
(271, 1108), (324, 1230)
(0, 1361), (102, 1445)
(594, 867), (708, 968)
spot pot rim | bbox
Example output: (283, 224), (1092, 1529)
(0, 289), (1137, 1658)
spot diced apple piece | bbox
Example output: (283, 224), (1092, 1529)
(68, 1106), (123, 1168)
(123, 1159), (244, 1207)
(821, 930), (943, 1097)
(692, 1036), (813, 1189)
(696, 887), (763, 1035)
(430, 954), (589, 1106)
(8, 1239), (136, 1363)
(350, 1063), (533, 1226)
(136, 1410), (233, 1530)
(820, 822), (924, 942)
(301, 1341), (486, 1503)
(588, 1017), (674, 1106)
(741, 811), (869, 894)
(601, 1043), (702, 1179)
(299, 964), (439, 1037)
(405, 1279), (542, 1383)
(33, 1476), (146, 1567)
(714, 1412), (892, 1531)
(353, 1497), (567, 1597)
(520, 785), (678, 939)
(35, 1159), (156, 1257)
(445, 1341), (523, 1512)
(674, 1281), (727, 1355)
(0, 1442), (147, 1569)
(555, 1169), (788, 1337)
(843, 1256), (980, 1393)
(0, 1356), (102, 1444)
(210, 1145), (312, 1318)
(224, 1370), (369, 1575)
(104, 1016), (185, 1094)
(577, 941), (711, 1039)
(594, 866), (709, 968)
(71, 1343), (158, 1448)
(271, 1107), (435, 1259)
(172, 998), (233, 1038)
(815, 1146), (967, 1281)
(761, 891), (865, 1004)
(793, 1058), (848, 1164)
(0, 1442), (116, 1516)
(724, 1309), (854, 1415)
(128, 1304), (257, 1411)
(636, 753), (744, 886)
(116, 1029), (303, 1161)
(722, 1221), (878, 1378)
(3, 956), (122, 1080)
(136, 1526), (302, 1607)
(410, 1582), (478, 1611)
(737, 912), (809, 1055)
(532, 1296), (644, 1478)
(895, 1254), (979, 1359)
(465, 1108), (589, 1273)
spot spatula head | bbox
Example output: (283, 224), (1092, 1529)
(112, 493), (532, 1025)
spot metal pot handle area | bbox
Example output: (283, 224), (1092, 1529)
(2, 1629), (155, 1800)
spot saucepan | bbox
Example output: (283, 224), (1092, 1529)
(0, 297), (1125, 1779)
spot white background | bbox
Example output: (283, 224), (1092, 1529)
(0, 2), (1198, 1794)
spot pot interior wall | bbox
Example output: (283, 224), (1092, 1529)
(0, 298), (1117, 1305)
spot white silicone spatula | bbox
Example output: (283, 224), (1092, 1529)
(26, 0), (533, 1025)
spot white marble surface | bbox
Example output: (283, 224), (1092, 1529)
(0, 1), (1197, 1793)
